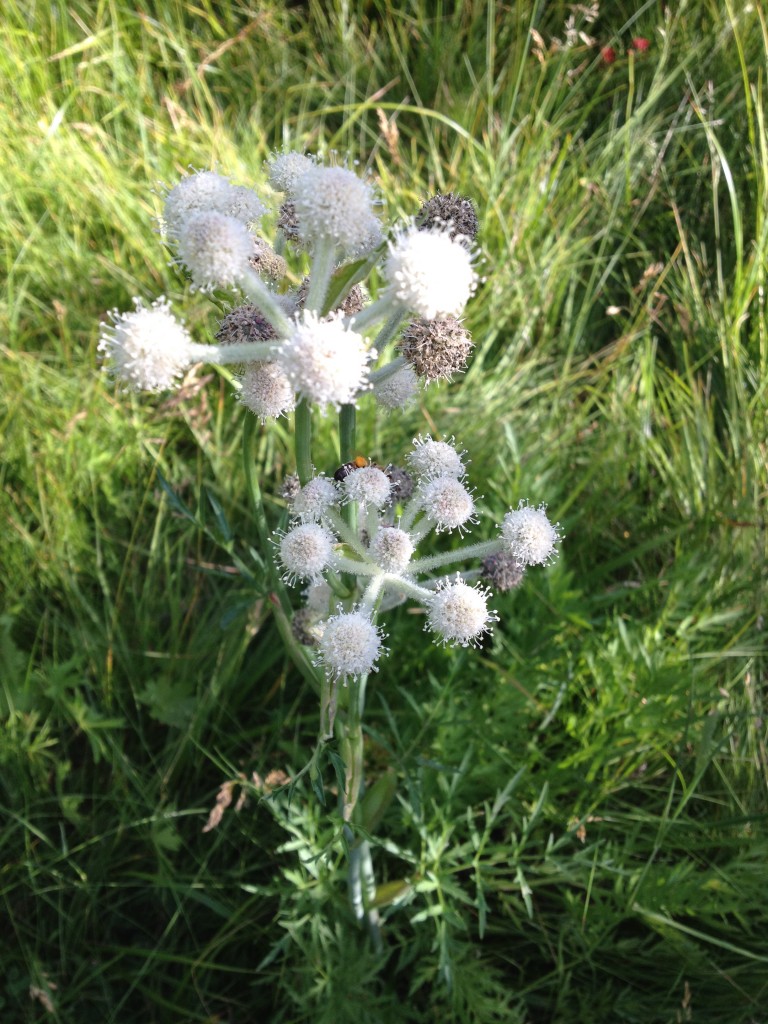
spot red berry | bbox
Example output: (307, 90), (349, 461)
(601, 46), (617, 65)
(630, 36), (650, 52)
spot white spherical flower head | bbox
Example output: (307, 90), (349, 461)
(501, 501), (562, 567)
(420, 476), (476, 533)
(292, 475), (339, 522)
(384, 226), (477, 319)
(238, 362), (295, 422)
(343, 466), (391, 509)
(374, 365), (419, 411)
(224, 185), (267, 226)
(368, 527), (414, 573)
(277, 311), (375, 411)
(278, 523), (334, 583)
(176, 211), (254, 291)
(267, 151), (318, 194)
(163, 171), (234, 240)
(292, 165), (381, 255)
(304, 579), (333, 614)
(406, 435), (466, 481)
(98, 297), (194, 392)
(427, 578), (497, 648)
(318, 610), (385, 681)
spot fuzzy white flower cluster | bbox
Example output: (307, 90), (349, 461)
(101, 153), (482, 409)
(278, 436), (562, 682)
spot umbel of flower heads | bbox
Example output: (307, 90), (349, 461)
(278, 436), (562, 688)
(99, 154), (481, 414)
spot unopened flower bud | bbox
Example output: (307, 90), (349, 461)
(277, 200), (301, 243)
(399, 317), (473, 382)
(417, 193), (479, 244)
(296, 278), (366, 317)
(281, 474), (301, 503)
(481, 551), (525, 592)
(386, 466), (415, 503)
(249, 238), (288, 282)
(216, 304), (278, 346)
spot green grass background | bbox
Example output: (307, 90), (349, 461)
(2, 0), (767, 1021)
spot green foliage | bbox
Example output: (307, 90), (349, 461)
(1, 0), (767, 1021)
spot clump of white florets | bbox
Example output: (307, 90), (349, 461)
(277, 311), (375, 411)
(501, 501), (561, 567)
(427, 577), (497, 647)
(342, 466), (391, 509)
(267, 151), (318, 194)
(318, 610), (386, 681)
(419, 476), (477, 533)
(238, 362), (295, 422)
(406, 435), (466, 480)
(274, 436), (562, 679)
(291, 476), (340, 522)
(176, 211), (254, 291)
(278, 523), (335, 583)
(98, 297), (196, 392)
(162, 170), (266, 240)
(292, 164), (382, 256)
(384, 226), (477, 319)
(373, 365), (420, 411)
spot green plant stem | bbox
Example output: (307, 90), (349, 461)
(294, 399), (313, 484)
(241, 268), (291, 335)
(339, 403), (358, 534)
(242, 414), (320, 692)
(305, 239), (337, 313)
(337, 672), (382, 946)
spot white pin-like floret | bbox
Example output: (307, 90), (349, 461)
(374, 365), (419, 410)
(162, 170), (234, 240)
(368, 527), (414, 573)
(98, 297), (195, 392)
(384, 226), (477, 319)
(267, 151), (318, 194)
(238, 362), (295, 422)
(406, 435), (466, 480)
(318, 610), (385, 680)
(176, 211), (254, 291)
(292, 475), (339, 522)
(343, 466), (391, 509)
(277, 311), (375, 411)
(420, 477), (476, 533)
(501, 501), (562, 567)
(278, 523), (335, 583)
(292, 165), (382, 255)
(427, 577), (497, 647)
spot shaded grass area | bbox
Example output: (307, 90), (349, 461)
(1, 1), (767, 1021)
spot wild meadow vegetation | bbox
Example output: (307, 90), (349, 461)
(2, 0), (767, 1021)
